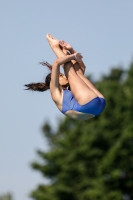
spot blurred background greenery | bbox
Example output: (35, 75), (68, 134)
(0, 194), (13, 200)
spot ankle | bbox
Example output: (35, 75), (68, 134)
(51, 44), (60, 49)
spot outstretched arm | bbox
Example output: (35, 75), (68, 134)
(50, 53), (82, 99)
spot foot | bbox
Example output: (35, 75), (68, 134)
(59, 40), (73, 52)
(46, 33), (60, 47)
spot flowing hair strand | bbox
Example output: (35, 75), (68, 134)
(24, 82), (49, 92)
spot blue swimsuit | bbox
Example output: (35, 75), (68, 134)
(62, 90), (106, 116)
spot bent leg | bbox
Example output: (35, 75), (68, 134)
(46, 34), (104, 100)
(46, 34), (85, 75)
(58, 40), (104, 98)
(63, 62), (98, 105)
(75, 72), (104, 98)
(59, 40), (86, 75)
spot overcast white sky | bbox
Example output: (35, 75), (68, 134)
(0, 1), (133, 200)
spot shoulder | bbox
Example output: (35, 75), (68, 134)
(50, 85), (63, 104)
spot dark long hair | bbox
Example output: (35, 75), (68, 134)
(24, 61), (52, 92)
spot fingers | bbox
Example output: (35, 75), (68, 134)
(59, 40), (72, 50)
(74, 53), (83, 61)
(59, 41), (63, 47)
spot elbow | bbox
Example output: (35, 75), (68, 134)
(53, 59), (60, 66)
(52, 59), (61, 69)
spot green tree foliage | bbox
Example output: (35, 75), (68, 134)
(30, 62), (133, 200)
(0, 193), (13, 200)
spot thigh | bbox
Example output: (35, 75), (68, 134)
(64, 62), (98, 105)
(77, 72), (104, 98)
(73, 62), (85, 75)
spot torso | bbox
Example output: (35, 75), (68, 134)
(51, 87), (95, 121)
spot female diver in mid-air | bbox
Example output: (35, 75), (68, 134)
(25, 34), (106, 120)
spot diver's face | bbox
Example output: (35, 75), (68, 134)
(59, 74), (69, 87)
